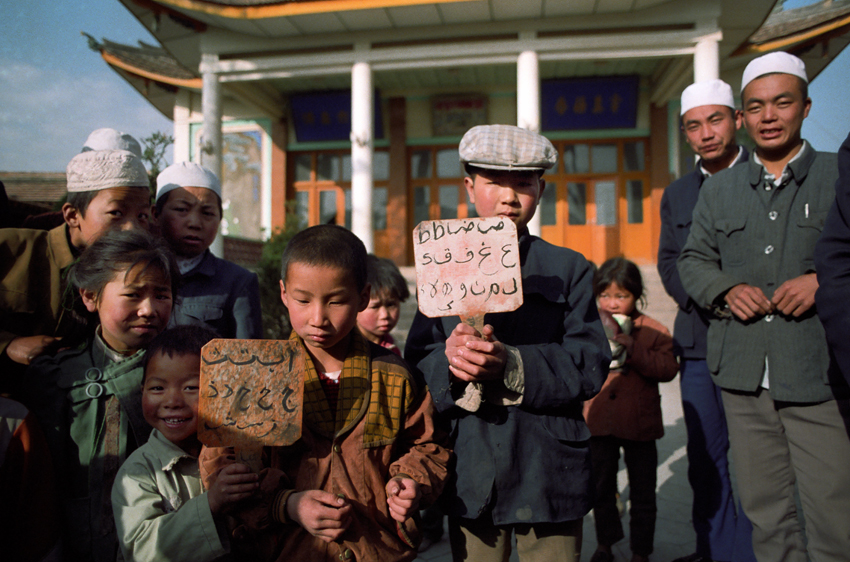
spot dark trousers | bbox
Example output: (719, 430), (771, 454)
(680, 359), (756, 562)
(590, 435), (657, 557)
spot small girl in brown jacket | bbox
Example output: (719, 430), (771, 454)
(585, 257), (679, 562)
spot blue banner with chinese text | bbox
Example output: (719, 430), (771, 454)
(291, 90), (384, 142)
(542, 76), (639, 131)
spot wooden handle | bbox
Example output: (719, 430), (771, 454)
(235, 445), (264, 473)
(461, 315), (485, 334)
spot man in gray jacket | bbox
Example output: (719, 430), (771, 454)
(678, 51), (850, 562)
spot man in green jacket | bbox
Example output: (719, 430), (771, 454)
(678, 52), (850, 562)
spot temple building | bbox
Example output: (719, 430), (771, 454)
(91, 0), (850, 265)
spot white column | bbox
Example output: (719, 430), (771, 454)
(201, 54), (224, 256)
(351, 61), (374, 252)
(172, 89), (191, 163)
(517, 50), (543, 237)
(694, 34), (721, 83)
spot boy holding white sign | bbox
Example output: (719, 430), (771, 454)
(405, 124), (610, 562)
(201, 224), (451, 562)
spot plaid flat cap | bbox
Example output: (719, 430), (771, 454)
(459, 124), (557, 172)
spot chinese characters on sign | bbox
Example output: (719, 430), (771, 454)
(542, 76), (639, 130)
(413, 217), (523, 319)
(290, 90), (384, 142)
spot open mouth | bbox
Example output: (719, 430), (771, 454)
(162, 417), (192, 429)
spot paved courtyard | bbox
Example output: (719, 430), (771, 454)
(393, 265), (710, 562)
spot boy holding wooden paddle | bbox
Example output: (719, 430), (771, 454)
(405, 124), (610, 562)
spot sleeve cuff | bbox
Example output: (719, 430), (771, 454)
(271, 489), (296, 525)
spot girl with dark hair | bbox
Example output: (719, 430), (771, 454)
(585, 257), (679, 562)
(20, 228), (178, 562)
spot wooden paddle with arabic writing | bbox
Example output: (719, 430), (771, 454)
(198, 339), (305, 472)
(413, 217), (523, 406)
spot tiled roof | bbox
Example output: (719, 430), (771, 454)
(752, 0), (850, 43)
(0, 172), (66, 204)
(100, 38), (198, 84)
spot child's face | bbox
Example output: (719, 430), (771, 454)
(142, 351), (201, 453)
(597, 281), (636, 317)
(81, 263), (173, 354)
(156, 186), (221, 258)
(280, 262), (370, 368)
(357, 291), (401, 345)
(464, 169), (543, 231)
(64, 186), (152, 250)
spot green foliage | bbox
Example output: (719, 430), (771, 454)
(257, 204), (304, 339)
(141, 131), (174, 191)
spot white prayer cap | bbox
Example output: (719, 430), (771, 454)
(741, 52), (808, 93)
(681, 80), (736, 116)
(156, 161), (221, 202)
(82, 128), (142, 158)
(66, 149), (150, 193)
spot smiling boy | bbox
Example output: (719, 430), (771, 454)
(112, 325), (259, 562)
(405, 124), (609, 562)
(201, 224), (450, 562)
(155, 162), (262, 339)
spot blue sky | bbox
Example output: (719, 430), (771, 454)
(1, 0), (849, 172)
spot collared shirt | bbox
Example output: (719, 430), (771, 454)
(699, 145), (746, 178)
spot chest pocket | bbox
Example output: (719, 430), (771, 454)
(715, 217), (747, 267)
(797, 211), (829, 271)
(174, 295), (226, 323)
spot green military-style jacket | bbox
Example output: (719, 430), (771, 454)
(23, 335), (151, 562)
(678, 144), (840, 403)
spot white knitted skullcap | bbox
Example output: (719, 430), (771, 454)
(66, 149), (149, 193)
(156, 161), (221, 202)
(741, 52), (808, 93)
(681, 80), (736, 116)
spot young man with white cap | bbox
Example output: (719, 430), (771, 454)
(679, 52), (850, 562)
(0, 149), (152, 375)
(658, 79), (755, 562)
(405, 124), (609, 562)
(154, 161), (262, 339)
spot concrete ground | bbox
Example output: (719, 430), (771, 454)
(394, 265), (704, 562)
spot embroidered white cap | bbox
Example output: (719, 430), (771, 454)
(81, 128), (142, 158)
(681, 79), (736, 116)
(741, 52), (808, 93)
(66, 149), (150, 193)
(156, 161), (221, 202)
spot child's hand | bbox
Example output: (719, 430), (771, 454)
(286, 490), (352, 543)
(612, 333), (635, 356)
(445, 323), (507, 382)
(207, 463), (259, 515)
(6, 335), (59, 365)
(386, 477), (421, 523)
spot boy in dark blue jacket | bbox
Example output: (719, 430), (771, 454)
(405, 124), (609, 562)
